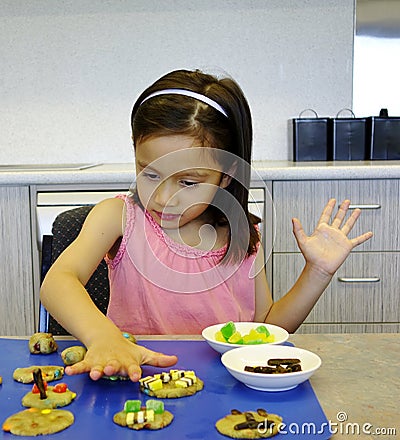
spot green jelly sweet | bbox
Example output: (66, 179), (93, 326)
(124, 400), (142, 413)
(146, 399), (164, 414)
(220, 321), (236, 340)
(255, 325), (270, 336)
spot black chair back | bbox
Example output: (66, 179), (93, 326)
(39, 206), (110, 335)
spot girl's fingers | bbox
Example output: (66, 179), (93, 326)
(128, 364), (142, 382)
(65, 344), (178, 383)
(340, 208), (361, 235)
(141, 349), (178, 368)
(103, 359), (122, 376)
(317, 198), (336, 226)
(331, 199), (350, 229)
(292, 218), (307, 245)
(320, 200), (363, 235)
(66, 360), (104, 380)
(89, 367), (104, 381)
(65, 360), (91, 376)
(351, 231), (373, 247)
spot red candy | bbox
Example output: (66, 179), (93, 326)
(32, 381), (48, 394)
(53, 383), (68, 393)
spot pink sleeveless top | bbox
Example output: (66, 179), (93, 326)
(105, 194), (257, 335)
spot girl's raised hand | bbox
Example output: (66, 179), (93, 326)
(291, 199), (373, 277)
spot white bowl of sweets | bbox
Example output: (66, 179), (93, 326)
(201, 321), (289, 354)
(221, 344), (321, 392)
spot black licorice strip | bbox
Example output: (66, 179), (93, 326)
(33, 368), (47, 400)
(267, 358), (301, 366)
(233, 410), (273, 431)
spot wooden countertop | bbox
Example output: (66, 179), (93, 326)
(287, 333), (398, 439)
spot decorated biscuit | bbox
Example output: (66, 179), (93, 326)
(113, 399), (173, 430)
(215, 409), (283, 439)
(22, 383), (76, 409)
(2, 408), (74, 436)
(13, 366), (64, 384)
(21, 368), (76, 409)
(61, 346), (87, 366)
(29, 332), (58, 354)
(139, 369), (203, 398)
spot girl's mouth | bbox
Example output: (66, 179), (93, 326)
(154, 211), (181, 222)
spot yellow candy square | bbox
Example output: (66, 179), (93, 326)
(148, 378), (163, 391)
(175, 379), (188, 388)
(146, 409), (155, 422)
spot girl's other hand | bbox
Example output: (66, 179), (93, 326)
(292, 198), (373, 277)
(64, 335), (178, 382)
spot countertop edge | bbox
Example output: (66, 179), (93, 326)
(2, 161), (400, 185)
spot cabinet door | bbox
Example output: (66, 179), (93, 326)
(0, 186), (34, 335)
(273, 180), (400, 252)
(272, 252), (399, 325)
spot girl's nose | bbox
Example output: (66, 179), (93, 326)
(153, 180), (178, 206)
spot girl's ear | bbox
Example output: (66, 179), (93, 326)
(220, 161), (237, 188)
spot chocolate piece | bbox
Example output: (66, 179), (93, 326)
(244, 358), (303, 374)
(257, 408), (269, 417)
(32, 368), (47, 400)
(286, 363), (302, 372)
(267, 358), (301, 366)
(254, 366), (277, 374)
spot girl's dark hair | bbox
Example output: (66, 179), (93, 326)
(130, 69), (259, 262)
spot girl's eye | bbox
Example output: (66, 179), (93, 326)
(142, 171), (159, 181)
(180, 180), (200, 187)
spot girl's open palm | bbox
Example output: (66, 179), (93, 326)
(292, 199), (373, 276)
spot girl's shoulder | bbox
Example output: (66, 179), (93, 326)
(90, 196), (126, 217)
(82, 196), (127, 240)
(93, 193), (136, 214)
(100, 193), (139, 266)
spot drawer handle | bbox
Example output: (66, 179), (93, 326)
(349, 204), (381, 210)
(338, 277), (380, 283)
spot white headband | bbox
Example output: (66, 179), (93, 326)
(139, 88), (228, 118)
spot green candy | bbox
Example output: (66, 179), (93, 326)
(255, 325), (270, 337)
(146, 399), (164, 414)
(220, 321), (236, 340)
(124, 400), (141, 413)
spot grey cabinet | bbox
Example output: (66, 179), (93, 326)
(271, 180), (400, 333)
(0, 186), (34, 335)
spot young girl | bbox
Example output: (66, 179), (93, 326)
(40, 69), (372, 382)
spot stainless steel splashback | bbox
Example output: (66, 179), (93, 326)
(353, 0), (400, 116)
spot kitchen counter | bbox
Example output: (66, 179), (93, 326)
(288, 332), (399, 439)
(2, 161), (400, 185)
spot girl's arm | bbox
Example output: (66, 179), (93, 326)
(40, 197), (177, 381)
(254, 199), (373, 333)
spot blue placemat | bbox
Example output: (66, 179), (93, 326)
(0, 338), (331, 439)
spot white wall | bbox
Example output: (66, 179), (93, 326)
(0, 0), (354, 164)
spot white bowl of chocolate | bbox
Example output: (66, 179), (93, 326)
(221, 344), (321, 392)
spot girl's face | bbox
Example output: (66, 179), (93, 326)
(135, 135), (231, 229)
